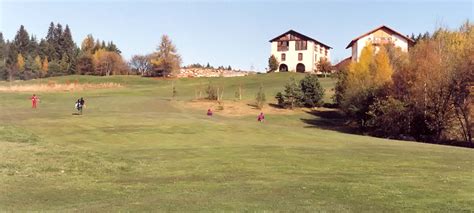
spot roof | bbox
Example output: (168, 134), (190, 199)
(269, 30), (332, 49)
(333, 56), (352, 70)
(345, 25), (415, 49)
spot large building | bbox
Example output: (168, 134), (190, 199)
(346, 25), (415, 61)
(270, 30), (332, 73)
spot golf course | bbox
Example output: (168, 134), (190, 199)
(0, 73), (472, 211)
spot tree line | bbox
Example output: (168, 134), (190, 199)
(334, 21), (473, 144)
(0, 23), (183, 80)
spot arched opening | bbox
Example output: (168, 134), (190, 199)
(296, 63), (305, 73)
(279, 64), (288, 72)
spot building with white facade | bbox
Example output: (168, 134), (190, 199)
(270, 30), (332, 73)
(346, 25), (415, 61)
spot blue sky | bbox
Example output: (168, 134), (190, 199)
(1, 0), (472, 71)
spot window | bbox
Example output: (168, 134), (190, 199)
(298, 53), (303, 61)
(281, 53), (286, 61)
(277, 41), (289, 51)
(295, 40), (307, 50)
(325, 49), (328, 56)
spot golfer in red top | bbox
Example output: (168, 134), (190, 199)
(31, 94), (39, 108)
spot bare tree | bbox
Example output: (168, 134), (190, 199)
(130, 54), (152, 76)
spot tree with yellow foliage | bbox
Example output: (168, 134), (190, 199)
(41, 57), (49, 77)
(17, 53), (25, 72)
(92, 48), (128, 76)
(372, 46), (393, 86)
(347, 42), (374, 91)
(33, 55), (42, 73)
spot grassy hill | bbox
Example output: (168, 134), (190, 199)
(0, 73), (472, 211)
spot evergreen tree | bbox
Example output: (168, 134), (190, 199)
(299, 74), (325, 107)
(13, 25), (30, 55)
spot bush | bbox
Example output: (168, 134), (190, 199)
(255, 84), (266, 109)
(275, 77), (302, 109)
(205, 82), (218, 100)
(300, 74), (325, 107)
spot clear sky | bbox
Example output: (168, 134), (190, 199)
(1, 0), (472, 71)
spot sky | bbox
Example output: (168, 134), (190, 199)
(0, 0), (473, 72)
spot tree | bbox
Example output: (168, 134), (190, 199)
(150, 35), (182, 77)
(92, 48), (128, 76)
(275, 77), (302, 109)
(76, 54), (94, 75)
(205, 82), (218, 100)
(316, 57), (332, 77)
(299, 74), (325, 107)
(33, 55), (42, 73)
(17, 53), (25, 72)
(106, 41), (121, 54)
(268, 55), (278, 72)
(81, 34), (95, 54)
(130, 54), (152, 76)
(13, 25), (30, 55)
(41, 57), (48, 77)
(255, 84), (266, 109)
(372, 46), (393, 86)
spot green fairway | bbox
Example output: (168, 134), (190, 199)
(0, 73), (472, 211)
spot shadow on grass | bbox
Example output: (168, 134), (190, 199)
(300, 108), (357, 134)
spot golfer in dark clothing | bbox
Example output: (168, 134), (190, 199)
(75, 97), (85, 114)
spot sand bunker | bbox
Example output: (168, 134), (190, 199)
(0, 82), (122, 92)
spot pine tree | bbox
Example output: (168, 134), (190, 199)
(13, 25), (30, 55)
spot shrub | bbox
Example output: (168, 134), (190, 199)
(205, 82), (218, 100)
(275, 77), (302, 109)
(255, 84), (266, 109)
(299, 74), (325, 107)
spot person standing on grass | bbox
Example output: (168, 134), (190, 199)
(257, 112), (265, 122)
(31, 94), (39, 108)
(75, 97), (86, 114)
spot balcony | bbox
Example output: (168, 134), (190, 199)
(372, 37), (393, 45)
(277, 46), (289, 51)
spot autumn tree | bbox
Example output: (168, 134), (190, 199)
(268, 55), (278, 72)
(41, 57), (48, 77)
(81, 34), (95, 55)
(372, 46), (393, 86)
(92, 48), (128, 76)
(316, 57), (332, 77)
(17, 53), (25, 72)
(150, 35), (182, 77)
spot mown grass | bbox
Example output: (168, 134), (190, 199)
(0, 73), (472, 211)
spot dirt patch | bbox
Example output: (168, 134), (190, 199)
(180, 100), (302, 117)
(0, 82), (122, 92)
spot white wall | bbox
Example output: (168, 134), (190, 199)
(352, 32), (409, 61)
(271, 40), (331, 73)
